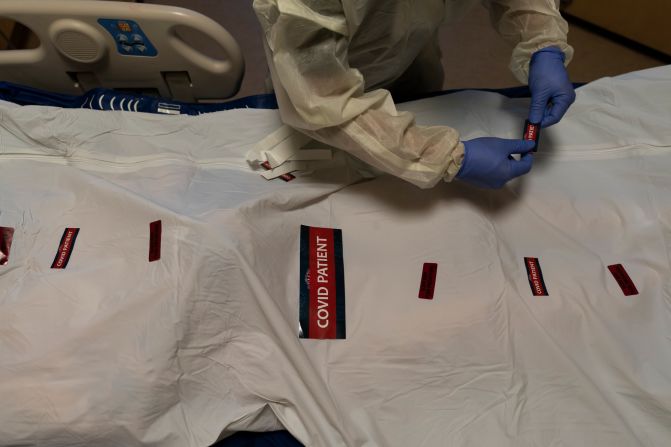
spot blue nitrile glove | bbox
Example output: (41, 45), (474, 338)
(528, 46), (576, 128)
(457, 138), (535, 189)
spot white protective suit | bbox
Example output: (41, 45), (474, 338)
(253, 0), (574, 188)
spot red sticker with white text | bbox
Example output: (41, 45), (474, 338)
(299, 225), (346, 339)
(51, 228), (80, 269)
(524, 257), (548, 296)
(523, 120), (541, 152)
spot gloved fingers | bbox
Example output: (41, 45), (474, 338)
(505, 139), (536, 156)
(528, 89), (552, 124)
(509, 152), (534, 178)
(541, 91), (576, 127)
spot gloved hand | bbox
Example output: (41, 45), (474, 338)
(456, 138), (535, 189)
(528, 46), (576, 128)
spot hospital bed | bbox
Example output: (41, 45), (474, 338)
(2, 2), (671, 447)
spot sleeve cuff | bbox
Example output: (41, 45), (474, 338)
(443, 141), (465, 182)
(510, 41), (575, 85)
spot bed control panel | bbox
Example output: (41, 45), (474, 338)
(98, 18), (157, 57)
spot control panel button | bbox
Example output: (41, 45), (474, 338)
(98, 18), (158, 57)
(117, 21), (132, 33)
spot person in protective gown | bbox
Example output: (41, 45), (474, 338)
(253, 0), (576, 189)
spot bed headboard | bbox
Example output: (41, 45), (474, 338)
(0, 0), (244, 101)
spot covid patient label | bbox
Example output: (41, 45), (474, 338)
(51, 228), (80, 269)
(524, 257), (548, 296)
(523, 120), (541, 152)
(299, 225), (346, 339)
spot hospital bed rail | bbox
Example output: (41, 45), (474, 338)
(0, 0), (244, 102)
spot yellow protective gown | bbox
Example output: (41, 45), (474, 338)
(253, 0), (573, 188)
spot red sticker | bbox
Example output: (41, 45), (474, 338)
(261, 161), (296, 182)
(308, 227), (338, 338)
(523, 120), (541, 152)
(418, 263), (438, 300)
(299, 225), (346, 339)
(608, 264), (638, 296)
(149, 220), (162, 262)
(0, 227), (15, 266)
(524, 257), (548, 296)
(51, 228), (80, 269)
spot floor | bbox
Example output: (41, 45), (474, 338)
(145, 0), (667, 99)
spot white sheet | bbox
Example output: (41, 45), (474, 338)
(1, 65), (670, 446)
